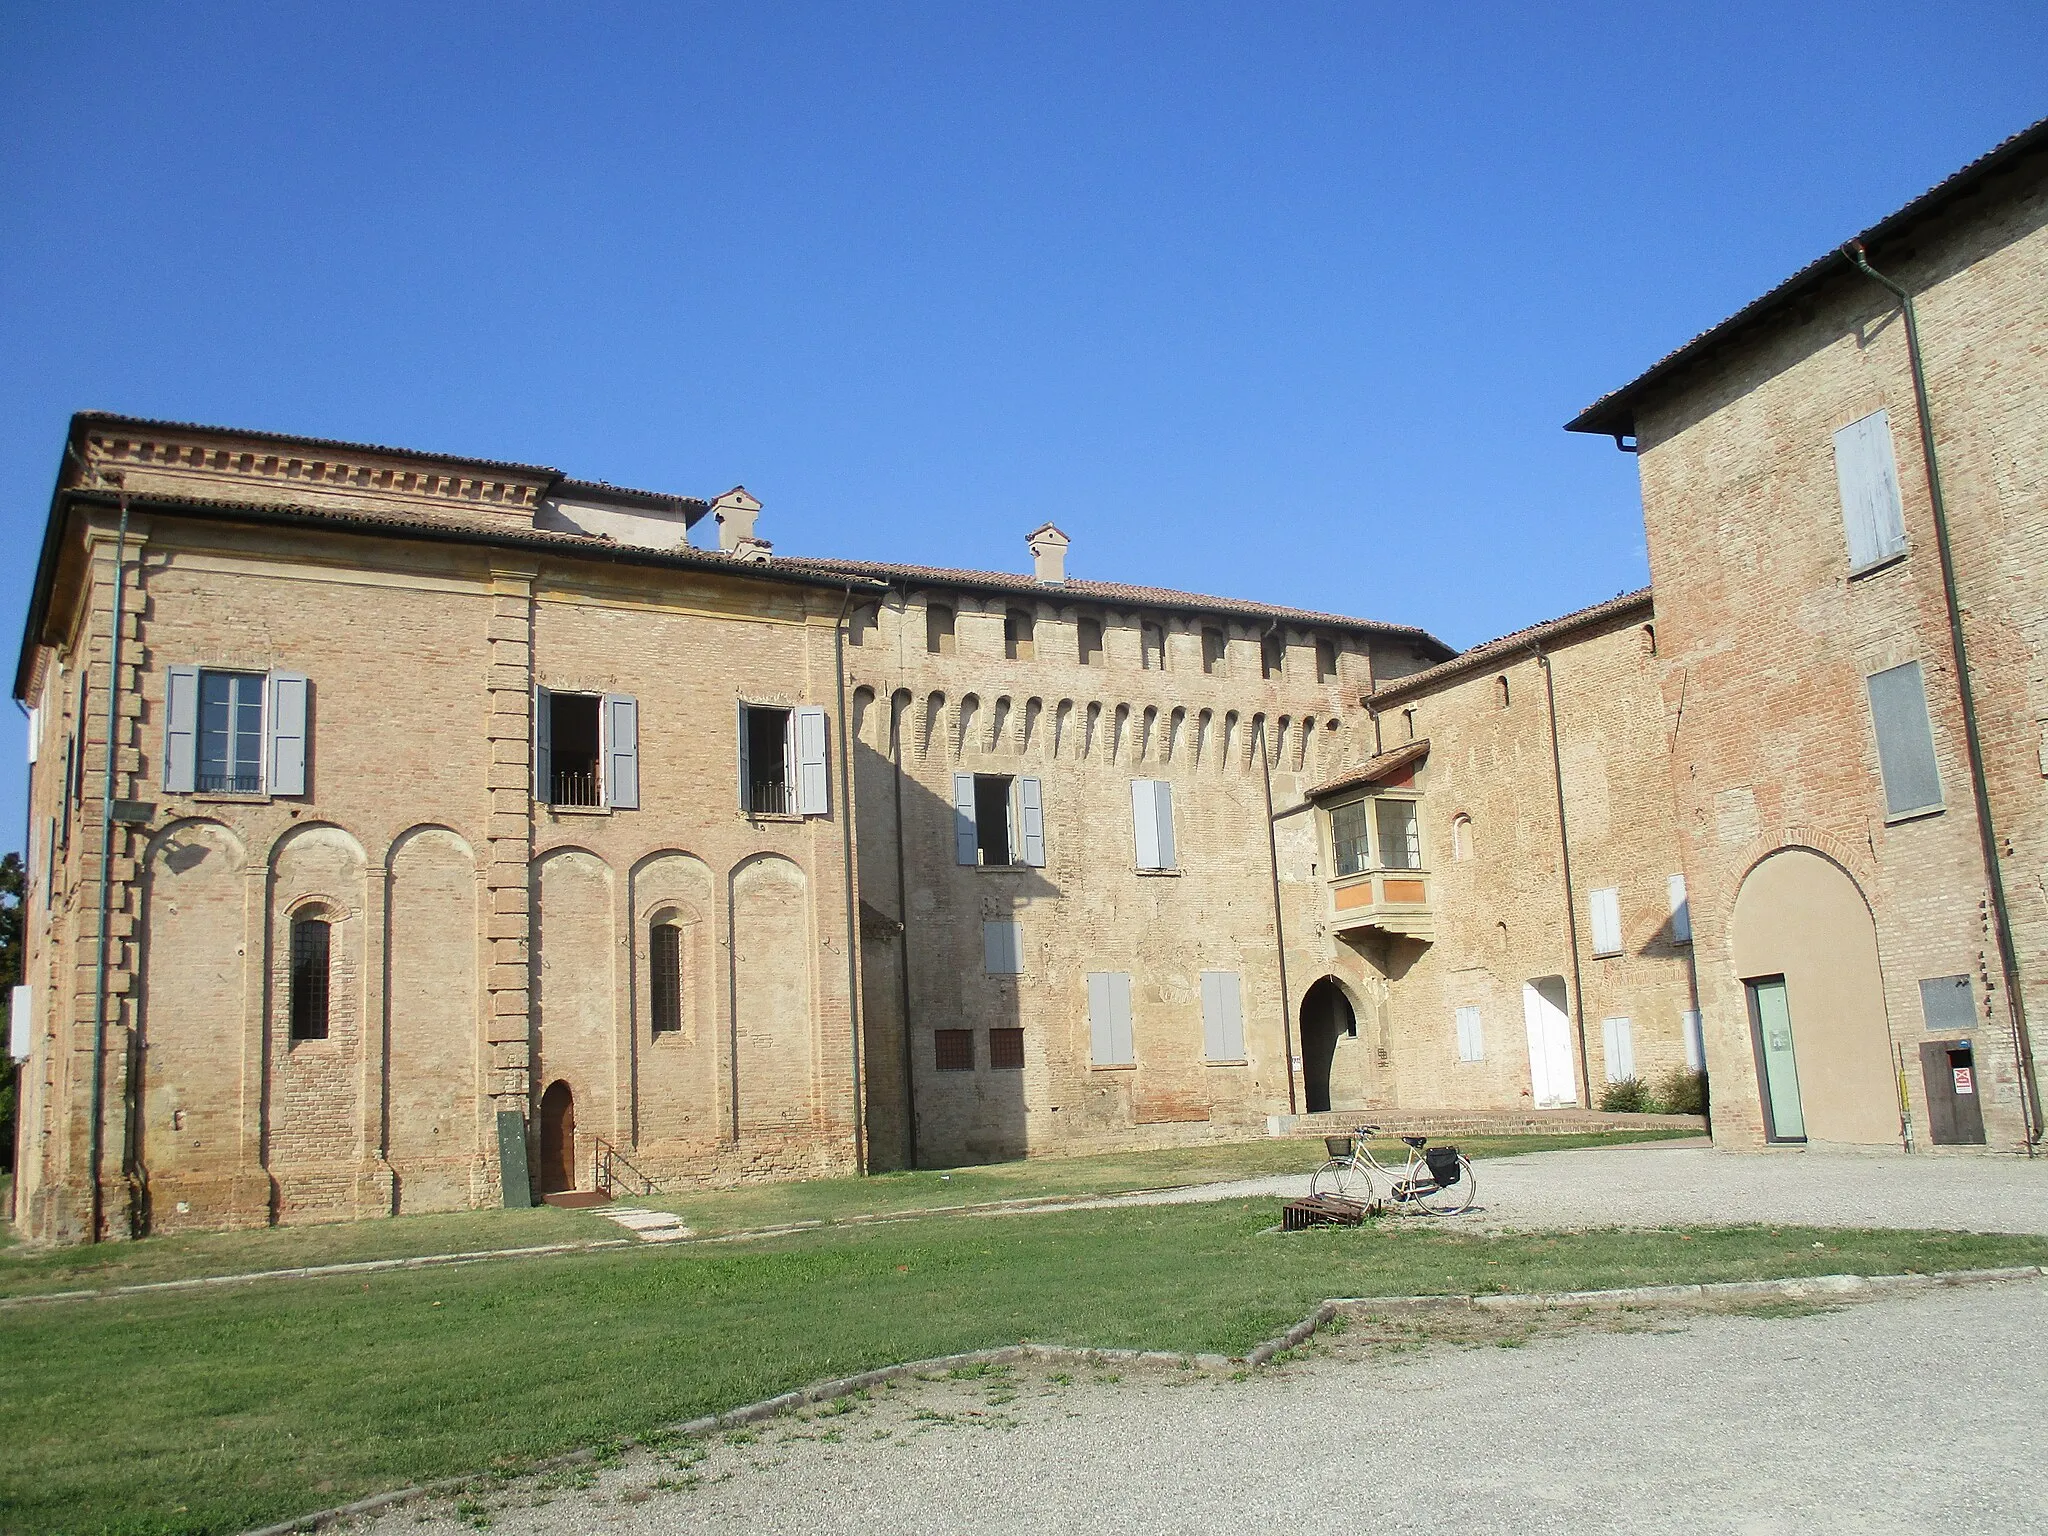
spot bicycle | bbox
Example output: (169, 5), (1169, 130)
(1309, 1124), (1477, 1215)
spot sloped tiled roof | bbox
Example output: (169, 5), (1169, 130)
(1307, 738), (1430, 800)
(1367, 588), (1653, 706)
(779, 554), (1455, 654)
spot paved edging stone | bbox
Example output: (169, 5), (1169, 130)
(237, 1264), (2045, 1536)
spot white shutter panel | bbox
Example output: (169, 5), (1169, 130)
(1088, 972), (1114, 1064)
(1834, 410), (1907, 571)
(1131, 780), (1161, 869)
(164, 665), (200, 793)
(603, 694), (640, 809)
(954, 773), (979, 864)
(1667, 873), (1691, 944)
(265, 671), (309, 796)
(1154, 781), (1176, 870)
(1602, 1017), (1636, 1082)
(1017, 776), (1046, 867)
(794, 705), (829, 816)
(535, 687), (553, 803)
(1682, 1009), (1705, 1072)
(25, 707), (37, 766)
(1589, 887), (1622, 956)
(1200, 972), (1223, 1059)
(1456, 1005), (1484, 1062)
(1111, 971), (1134, 1065)
(8, 984), (30, 1062)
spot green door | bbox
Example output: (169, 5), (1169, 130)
(1747, 976), (1806, 1142)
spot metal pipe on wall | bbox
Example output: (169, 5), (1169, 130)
(832, 583), (867, 1174)
(1529, 642), (1595, 1111)
(86, 495), (130, 1242)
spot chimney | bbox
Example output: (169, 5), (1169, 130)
(1026, 522), (1070, 586)
(711, 486), (763, 552)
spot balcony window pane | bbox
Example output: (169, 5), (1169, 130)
(1330, 800), (1370, 876)
(1376, 798), (1421, 870)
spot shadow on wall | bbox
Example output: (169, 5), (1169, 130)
(853, 708), (1058, 1172)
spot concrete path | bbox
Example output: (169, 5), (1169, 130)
(1067, 1142), (2048, 1234)
(375, 1278), (2048, 1535)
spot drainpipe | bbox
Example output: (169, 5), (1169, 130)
(888, 588), (920, 1167)
(832, 583), (866, 1174)
(87, 495), (130, 1242)
(1530, 643), (1594, 1111)
(1843, 241), (2041, 1152)
(1254, 624), (1298, 1116)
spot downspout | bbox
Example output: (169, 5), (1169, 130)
(87, 495), (130, 1241)
(1843, 241), (2041, 1151)
(888, 588), (919, 1167)
(1254, 622), (1298, 1116)
(832, 583), (866, 1174)
(1531, 642), (1594, 1110)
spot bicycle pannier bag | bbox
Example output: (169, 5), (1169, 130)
(1425, 1146), (1461, 1188)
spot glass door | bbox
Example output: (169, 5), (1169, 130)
(1746, 976), (1806, 1142)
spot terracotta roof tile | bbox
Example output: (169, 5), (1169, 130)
(1308, 738), (1430, 800)
(1368, 588), (1653, 705)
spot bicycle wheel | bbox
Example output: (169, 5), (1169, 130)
(1412, 1154), (1477, 1216)
(1310, 1159), (1371, 1203)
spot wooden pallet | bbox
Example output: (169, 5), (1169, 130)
(1281, 1194), (1374, 1230)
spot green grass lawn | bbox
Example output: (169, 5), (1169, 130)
(0, 1129), (1698, 1298)
(3, 1198), (2041, 1536)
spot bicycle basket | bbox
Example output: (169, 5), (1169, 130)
(1324, 1136), (1354, 1159)
(1424, 1146), (1461, 1188)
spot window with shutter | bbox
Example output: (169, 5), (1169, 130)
(1834, 410), (1908, 572)
(1131, 780), (1176, 870)
(1201, 971), (1244, 1061)
(1088, 971), (1134, 1066)
(1589, 887), (1623, 957)
(794, 705), (829, 815)
(1456, 1005), (1484, 1062)
(198, 670), (265, 793)
(603, 694), (641, 810)
(1601, 1017), (1635, 1082)
(267, 671), (309, 797)
(953, 773), (978, 864)
(738, 704), (795, 815)
(1667, 873), (1691, 944)
(1017, 776), (1046, 867)
(983, 919), (1023, 974)
(541, 692), (602, 807)
(164, 664), (200, 793)
(1867, 661), (1943, 817)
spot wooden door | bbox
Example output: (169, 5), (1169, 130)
(539, 1080), (576, 1194)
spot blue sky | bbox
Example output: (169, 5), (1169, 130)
(0, 3), (2041, 839)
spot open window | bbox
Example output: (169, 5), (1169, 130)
(535, 689), (639, 810)
(163, 665), (310, 797)
(1077, 618), (1103, 666)
(739, 703), (830, 817)
(1005, 609), (1035, 661)
(1201, 627), (1227, 675)
(952, 772), (1045, 867)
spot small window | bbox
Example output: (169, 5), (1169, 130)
(1131, 779), (1177, 871)
(933, 1029), (974, 1072)
(974, 774), (1015, 865)
(1202, 628), (1227, 676)
(289, 915), (331, 1041)
(1589, 887), (1623, 957)
(650, 923), (683, 1035)
(1496, 675), (1511, 708)
(1602, 1016), (1636, 1082)
(1141, 623), (1166, 671)
(1919, 975), (1974, 1034)
(1315, 639), (1337, 684)
(983, 918), (1024, 974)
(545, 692), (603, 808)
(926, 604), (956, 656)
(741, 704), (792, 815)
(1402, 707), (1417, 742)
(1077, 617), (1104, 666)
(198, 669), (265, 792)
(1005, 609), (1035, 661)
(1375, 798), (1420, 870)
(1330, 799), (1370, 877)
(1641, 623), (1657, 658)
(1451, 813), (1473, 862)
(849, 606), (879, 647)
(1455, 1004), (1484, 1062)
(1835, 409), (1908, 572)
(1867, 661), (1943, 818)
(989, 1027), (1025, 1070)
(1261, 632), (1285, 679)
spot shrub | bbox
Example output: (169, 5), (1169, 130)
(1599, 1076), (1651, 1113)
(1655, 1066), (1710, 1121)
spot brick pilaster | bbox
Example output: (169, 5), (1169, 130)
(484, 567), (537, 1116)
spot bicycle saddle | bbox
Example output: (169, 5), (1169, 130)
(1400, 1135), (1428, 1149)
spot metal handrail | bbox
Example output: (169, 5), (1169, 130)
(592, 1137), (662, 1198)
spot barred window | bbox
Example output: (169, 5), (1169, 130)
(989, 1028), (1025, 1070)
(650, 923), (683, 1035)
(934, 1029), (974, 1072)
(290, 916), (330, 1041)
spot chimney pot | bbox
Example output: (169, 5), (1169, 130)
(711, 486), (763, 552)
(1026, 522), (1070, 586)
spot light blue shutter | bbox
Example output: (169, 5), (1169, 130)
(164, 664), (200, 792)
(1202, 971), (1242, 1060)
(1018, 776), (1045, 867)
(954, 773), (978, 864)
(266, 671), (309, 796)
(1834, 410), (1907, 571)
(534, 687), (552, 802)
(795, 706), (829, 816)
(1088, 972), (1134, 1065)
(1131, 780), (1160, 869)
(1154, 781), (1176, 870)
(1088, 972), (1114, 1063)
(1589, 887), (1622, 956)
(1868, 661), (1942, 816)
(1110, 972), (1134, 1064)
(1602, 1017), (1635, 1082)
(735, 702), (750, 810)
(1682, 1009), (1704, 1072)
(1667, 873), (1691, 943)
(984, 919), (1023, 974)
(603, 694), (639, 809)
(1456, 1005), (1484, 1062)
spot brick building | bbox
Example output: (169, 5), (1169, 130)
(1569, 116), (2048, 1153)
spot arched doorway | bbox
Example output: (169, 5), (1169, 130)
(538, 1079), (577, 1194)
(1730, 848), (1893, 1144)
(1298, 978), (1358, 1115)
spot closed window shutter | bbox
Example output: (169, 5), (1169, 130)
(1089, 972), (1134, 1065)
(1682, 1009), (1704, 1072)
(1110, 971), (1134, 1064)
(1834, 410), (1908, 570)
(1017, 775), (1046, 867)
(1131, 780), (1161, 869)
(1602, 1017), (1635, 1082)
(535, 687), (553, 802)
(1202, 970), (1242, 1060)
(1589, 887), (1622, 956)
(603, 694), (640, 809)
(983, 919), (1023, 974)
(164, 664), (200, 793)
(1667, 873), (1691, 943)
(795, 705), (829, 815)
(1154, 781), (1177, 870)
(1868, 661), (1943, 815)
(1088, 972), (1114, 1064)
(1456, 1005), (1484, 1062)
(1918, 975), (1974, 1035)
(266, 671), (310, 796)
(8, 983), (29, 1063)
(954, 772), (979, 864)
